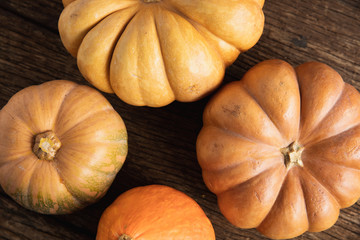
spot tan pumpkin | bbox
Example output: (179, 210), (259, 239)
(0, 80), (128, 214)
(96, 185), (215, 240)
(196, 60), (360, 239)
(58, 0), (265, 107)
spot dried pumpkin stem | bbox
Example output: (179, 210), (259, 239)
(280, 141), (304, 170)
(118, 234), (134, 240)
(33, 130), (61, 161)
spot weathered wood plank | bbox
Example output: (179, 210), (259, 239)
(1, 0), (360, 239)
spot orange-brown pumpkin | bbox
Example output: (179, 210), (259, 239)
(58, 0), (265, 107)
(96, 185), (215, 240)
(0, 80), (128, 214)
(196, 60), (360, 239)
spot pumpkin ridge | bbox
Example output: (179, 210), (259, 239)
(304, 155), (360, 174)
(153, 9), (177, 99)
(210, 124), (279, 149)
(301, 167), (341, 207)
(298, 169), (340, 232)
(53, 84), (79, 131)
(0, 150), (32, 170)
(300, 83), (360, 146)
(53, 157), (115, 204)
(299, 76), (345, 145)
(304, 122), (360, 149)
(242, 83), (288, 146)
(60, 1), (140, 56)
(204, 156), (283, 195)
(78, 6), (140, 93)
(203, 152), (280, 172)
(163, 2), (239, 53)
(56, 106), (114, 139)
(257, 169), (309, 238)
(107, 6), (139, 80)
(23, 159), (47, 210)
(0, 107), (35, 135)
(0, 153), (36, 190)
(164, 8), (235, 66)
(51, 161), (90, 205)
(218, 164), (284, 196)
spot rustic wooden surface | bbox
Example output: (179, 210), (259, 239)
(1, 0), (360, 239)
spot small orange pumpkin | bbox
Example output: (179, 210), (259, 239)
(96, 185), (215, 240)
(0, 80), (128, 214)
(197, 60), (360, 239)
(58, 0), (265, 107)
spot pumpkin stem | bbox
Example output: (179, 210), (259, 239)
(118, 234), (134, 240)
(33, 130), (61, 161)
(280, 141), (304, 170)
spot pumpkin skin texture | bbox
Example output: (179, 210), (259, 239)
(196, 60), (360, 239)
(0, 80), (128, 214)
(96, 185), (215, 240)
(58, 0), (265, 107)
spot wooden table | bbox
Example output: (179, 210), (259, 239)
(1, 0), (360, 239)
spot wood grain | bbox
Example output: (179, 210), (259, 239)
(0, 0), (360, 239)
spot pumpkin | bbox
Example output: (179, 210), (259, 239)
(96, 185), (215, 240)
(0, 80), (128, 214)
(58, 0), (265, 107)
(196, 60), (360, 239)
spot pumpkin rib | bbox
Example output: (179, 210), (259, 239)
(53, 161), (109, 205)
(200, 143), (279, 172)
(126, 11), (146, 106)
(303, 83), (360, 147)
(165, 8), (232, 66)
(52, 84), (79, 131)
(305, 158), (360, 203)
(59, 0), (140, 56)
(0, 152), (35, 189)
(257, 169), (309, 239)
(53, 157), (115, 204)
(0, 149), (33, 171)
(298, 64), (346, 144)
(299, 82), (345, 145)
(210, 124), (279, 149)
(219, 164), (284, 196)
(51, 165), (82, 204)
(77, 6), (140, 93)
(107, 6), (139, 68)
(299, 169), (340, 233)
(204, 81), (286, 147)
(301, 167), (341, 207)
(204, 156), (283, 195)
(305, 123), (360, 150)
(153, 7), (224, 103)
(217, 165), (287, 229)
(163, 4), (238, 54)
(205, 154), (281, 174)
(27, 160), (82, 214)
(110, 8), (175, 107)
(54, 143), (125, 175)
(241, 83), (288, 146)
(304, 154), (360, 172)
(23, 159), (48, 209)
(0, 107), (35, 136)
(152, 10), (176, 100)
(166, 0), (264, 52)
(56, 106), (114, 139)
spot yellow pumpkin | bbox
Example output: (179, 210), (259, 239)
(0, 80), (128, 214)
(58, 0), (265, 107)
